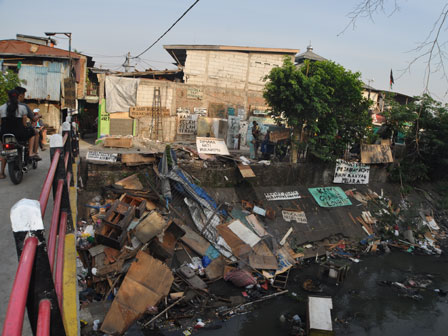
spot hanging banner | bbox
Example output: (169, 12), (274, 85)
(196, 137), (230, 155)
(361, 144), (393, 164)
(308, 187), (352, 208)
(265, 191), (301, 201)
(282, 210), (307, 224)
(177, 113), (198, 134)
(333, 159), (370, 184)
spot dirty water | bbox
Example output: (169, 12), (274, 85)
(141, 252), (448, 336)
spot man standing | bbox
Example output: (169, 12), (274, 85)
(15, 86), (41, 160)
(251, 120), (261, 159)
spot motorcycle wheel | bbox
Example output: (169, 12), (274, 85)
(8, 158), (23, 185)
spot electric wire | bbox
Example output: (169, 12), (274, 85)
(131, 0), (200, 59)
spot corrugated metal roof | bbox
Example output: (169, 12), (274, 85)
(0, 39), (81, 59)
(18, 63), (65, 100)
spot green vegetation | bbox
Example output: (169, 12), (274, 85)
(263, 57), (371, 163)
(0, 70), (22, 105)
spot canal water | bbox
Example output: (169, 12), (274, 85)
(154, 252), (448, 336)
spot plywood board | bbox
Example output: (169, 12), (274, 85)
(269, 129), (290, 142)
(246, 214), (268, 237)
(238, 164), (256, 178)
(217, 223), (251, 257)
(180, 224), (210, 256)
(228, 220), (261, 247)
(361, 144), (393, 164)
(249, 254), (278, 270)
(101, 251), (173, 335)
(121, 154), (156, 166)
(115, 173), (143, 190)
(104, 137), (133, 148)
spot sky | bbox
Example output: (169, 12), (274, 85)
(0, 0), (447, 101)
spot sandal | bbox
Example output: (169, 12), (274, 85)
(0, 174), (6, 179)
(32, 154), (42, 161)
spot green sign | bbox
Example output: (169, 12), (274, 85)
(308, 187), (352, 207)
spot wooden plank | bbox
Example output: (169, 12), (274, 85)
(116, 173), (143, 190)
(237, 164), (256, 178)
(104, 137), (133, 148)
(361, 144), (393, 164)
(248, 253), (278, 270)
(179, 224), (210, 256)
(121, 154), (156, 166)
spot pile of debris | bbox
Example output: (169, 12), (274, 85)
(77, 149), (301, 335)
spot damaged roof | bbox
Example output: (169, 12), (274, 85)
(0, 39), (82, 60)
(164, 44), (300, 66)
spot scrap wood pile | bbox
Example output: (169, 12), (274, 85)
(344, 188), (446, 256)
(76, 149), (300, 335)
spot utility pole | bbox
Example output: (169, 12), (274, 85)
(123, 52), (133, 73)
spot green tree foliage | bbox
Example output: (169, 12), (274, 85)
(0, 70), (22, 105)
(388, 95), (448, 183)
(263, 57), (371, 162)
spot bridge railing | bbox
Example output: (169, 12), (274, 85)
(2, 120), (79, 336)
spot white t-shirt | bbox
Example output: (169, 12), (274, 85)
(0, 103), (28, 119)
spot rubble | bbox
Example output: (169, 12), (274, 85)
(77, 140), (448, 335)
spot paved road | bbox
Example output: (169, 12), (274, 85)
(0, 149), (54, 335)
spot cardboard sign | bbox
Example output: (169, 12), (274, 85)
(177, 113), (198, 134)
(361, 144), (393, 164)
(308, 187), (352, 208)
(265, 191), (301, 201)
(269, 129), (290, 142)
(282, 210), (307, 223)
(86, 151), (118, 163)
(196, 137), (230, 155)
(333, 159), (370, 184)
(129, 106), (152, 118)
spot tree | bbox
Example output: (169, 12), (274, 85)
(0, 70), (22, 105)
(263, 57), (371, 163)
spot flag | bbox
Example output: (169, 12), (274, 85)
(390, 69), (394, 89)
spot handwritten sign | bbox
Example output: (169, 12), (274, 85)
(270, 129), (290, 142)
(282, 210), (307, 223)
(196, 137), (230, 155)
(187, 87), (203, 99)
(265, 191), (301, 201)
(333, 159), (370, 184)
(177, 113), (198, 134)
(86, 151), (118, 163)
(308, 187), (352, 208)
(361, 144), (393, 164)
(130, 106), (152, 118)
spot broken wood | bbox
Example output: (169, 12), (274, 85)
(143, 297), (185, 327)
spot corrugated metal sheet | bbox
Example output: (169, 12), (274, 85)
(18, 62), (65, 101)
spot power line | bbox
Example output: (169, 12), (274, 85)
(132, 0), (200, 59)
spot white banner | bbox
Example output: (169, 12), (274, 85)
(86, 151), (118, 162)
(282, 210), (307, 224)
(196, 137), (230, 155)
(265, 191), (301, 201)
(177, 113), (198, 134)
(333, 159), (370, 184)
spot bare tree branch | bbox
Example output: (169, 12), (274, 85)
(338, 0), (399, 36)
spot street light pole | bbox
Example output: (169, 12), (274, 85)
(44, 32), (72, 77)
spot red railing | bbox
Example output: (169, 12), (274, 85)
(3, 127), (77, 336)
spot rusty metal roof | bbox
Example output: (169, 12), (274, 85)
(164, 44), (300, 66)
(0, 39), (81, 59)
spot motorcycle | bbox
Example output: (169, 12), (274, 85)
(1, 133), (38, 184)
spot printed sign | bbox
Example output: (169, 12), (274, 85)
(361, 144), (393, 164)
(265, 191), (301, 201)
(86, 151), (118, 163)
(282, 210), (307, 224)
(187, 87), (203, 99)
(194, 107), (207, 116)
(333, 159), (370, 184)
(177, 113), (198, 134)
(129, 106), (152, 118)
(196, 137), (230, 155)
(269, 129), (290, 142)
(308, 187), (352, 208)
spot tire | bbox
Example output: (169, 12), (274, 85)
(8, 158), (23, 185)
(32, 159), (38, 169)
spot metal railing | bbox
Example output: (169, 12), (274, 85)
(2, 122), (79, 336)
